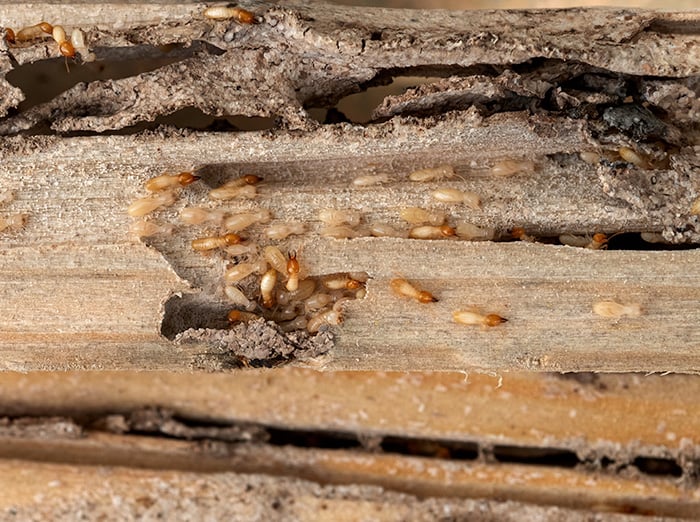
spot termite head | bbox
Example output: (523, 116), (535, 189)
(286, 251), (300, 275)
(592, 233), (608, 246)
(417, 290), (438, 303)
(178, 172), (200, 186)
(243, 174), (262, 185)
(4, 28), (15, 44)
(346, 279), (364, 291)
(511, 227), (526, 240)
(485, 314), (507, 327)
(227, 310), (243, 323)
(59, 41), (75, 58)
(440, 225), (456, 237)
(39, 22), (53, 35)
(223, 233), (242, 245)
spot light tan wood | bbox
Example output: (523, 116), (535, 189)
(0, 2), (698, 372)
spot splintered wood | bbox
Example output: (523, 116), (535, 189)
(0, 2), (698, 372)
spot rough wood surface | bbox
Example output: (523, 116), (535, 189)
(0, 2), (698, 372)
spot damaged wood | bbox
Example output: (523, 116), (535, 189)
(0, 2), (698, 372)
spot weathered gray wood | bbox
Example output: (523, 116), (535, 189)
(0, 2), (698, 372)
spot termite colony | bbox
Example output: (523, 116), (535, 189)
(3, 21), (91, 64)
(0, 190), (28, 234)
(127, 170), (367, 335)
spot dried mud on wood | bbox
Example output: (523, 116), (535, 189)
(0, 3), (698, 372)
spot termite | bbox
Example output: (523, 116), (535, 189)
(368, 223), (406, 238)
(223, 209), (271, 232)
(203, 6), (259, 24)
(305, 293), (333, 312)
(127, 191), (177, 217)
(408, 225), (456, 239)
(277, 279), (316, 305)
(263, 245), (287, 274)
(453, 309), (507, 327)
(227, 310), (259, 323)
(490, 159), (535, 177)
(431, 188), (481, 209)
(224, 262), (264, 284)
(51, 25), (75, 58)
(209, 183), (256, 201)
(179, 207), (226, 225)
(323, 274), (365, 291)
(191, 233), (242, 251)
(307, 308), (342, 333)
(320, 225), (363, 239)
(559, 233), (608, 249)
(390, 278), (437, 303)
(352, 174), (389, 187)
(0, 213), (27, 232)
(128, 219), (173, 238)
(579, 151), (600, 165)
(511, 227), (536, 242)
(260, 268), (277, 308)
(399, 207), (445, 226)
(592, 300), (643, 318)
(145, 172), (200, 192)
(408, 164), (456, 182)
(455, 222), (495, 241)
(319, 209), (361, 227)
(224, 285), (251, 308)
(14, 22), (53, 42)
(286, 251), (300, 292)
(279, 316), (308, 333)
(4, 28), (15, 44)
(264, 222), (306, 240)
(619, 147), (651, 169)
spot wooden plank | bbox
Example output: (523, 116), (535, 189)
(0, 2), (698, 372)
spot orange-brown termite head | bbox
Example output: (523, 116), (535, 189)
(589, 233), (608, 250)
(59, 41), (75, 57)
(440, 225), (456, 237)
(4, 28), (15, 44)
(227, 310), (259, 323)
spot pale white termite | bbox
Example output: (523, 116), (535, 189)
(127, 191), (177, 217)
(490, 159), (535, 177)
(209, 184), (257, 201)
(204, 6), (258, 23)
(431, 188), (481, 209)
(286, 251), (300, 292)
(128, 219), (173, 238)
(263, 245), (288, 274)
(14, 22), (53, 42)
(145, 172), (199, 192)
(455, 222), (495, 241)
(277, 279), (316, 306)
(619, 147), (650, 169)
(260, 268), (278, 308)
(224, 285), (251, 308)
(592, 301), (643, 318)
(179, 207), (227, 225)
(320, 226), (364, 239)
(399, 207), (445, 226)
(323, 274), (364, 291)
(352, 174), (390, 187)
(368, 223), (406, 238)
(579, 151), (600, 165)
(305, 293), (334, 313)
(453, 309), (507, 327)
(408, 225), (456, 240)
(264, 222), (306, 240)
(0, 213), (27, 232)
(191, 233), (242, 251)
(223, 209), (271, 232)
(390, 278), (437, 303)
(224, 260), (266, 284)
(559, 233), (608, 249)
(319, 209), (361, 227)
(307, 308), (342, 333)
(408, 164), (456, 182)
(640, 232), (666, 243)
(51, 25), (75, 58)
(279, 316), (308, 332)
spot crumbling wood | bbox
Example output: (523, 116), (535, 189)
(0, 2), (698, 372)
